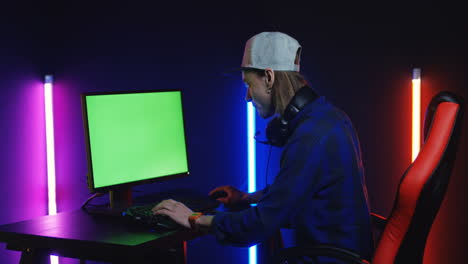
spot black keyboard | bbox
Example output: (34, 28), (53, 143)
(123, 195), (219, 231)
(123, 203), (180, 230)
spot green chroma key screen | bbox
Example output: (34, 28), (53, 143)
(83, 90), (189, 190)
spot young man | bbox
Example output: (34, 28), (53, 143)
(152, 32), (374, 263)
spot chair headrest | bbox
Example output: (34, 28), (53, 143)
(424, 91), (464, 141)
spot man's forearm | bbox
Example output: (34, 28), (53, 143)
(246, 189), (265, 204)
(194, 189), (265, 232)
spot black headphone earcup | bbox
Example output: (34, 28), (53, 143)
(263, 86), (319, 147)
(266, 117), (288, 147)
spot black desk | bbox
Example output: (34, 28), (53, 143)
(0, 209), (202, 264)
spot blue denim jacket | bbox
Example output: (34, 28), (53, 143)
(213, 96), (374, 262)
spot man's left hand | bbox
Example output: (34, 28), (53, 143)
(151, 199), (193, 229)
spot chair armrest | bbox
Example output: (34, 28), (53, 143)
(276, 244), (370, 264)
(371, 212), (388, 230)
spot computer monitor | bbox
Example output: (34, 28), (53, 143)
(81, 89), (190, 201)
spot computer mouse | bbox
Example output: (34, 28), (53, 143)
(209, 190), (228, 200)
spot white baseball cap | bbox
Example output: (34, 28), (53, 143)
(241, 32), (302, 72)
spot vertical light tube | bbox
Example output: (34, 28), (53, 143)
(412, 68), (421, 162)
(44, 75), (57, 215)
(247, 102), (256, 193)
(247, 102), (257, 264)
(44, 75), (59, 264)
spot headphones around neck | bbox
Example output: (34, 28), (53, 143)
(255, 86), (319, 147)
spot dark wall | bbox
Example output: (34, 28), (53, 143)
(1, 2), (467, 263)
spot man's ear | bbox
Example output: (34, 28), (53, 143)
(264, 68), (275, 89)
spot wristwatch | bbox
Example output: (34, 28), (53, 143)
(188, 212), (203, 231)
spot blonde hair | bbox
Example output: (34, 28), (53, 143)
(270, 71), (308, 116)
(243, 68), (309, 116)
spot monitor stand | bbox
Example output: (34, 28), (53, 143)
(110, 187), (133, 209)
(83, 188), (133, 216)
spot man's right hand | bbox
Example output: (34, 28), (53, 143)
(208, 186), (250, 206)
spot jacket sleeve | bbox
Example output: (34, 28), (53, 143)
(212, 126), (330, 247)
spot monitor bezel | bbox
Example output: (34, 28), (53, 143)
(81, 89), (191, 194)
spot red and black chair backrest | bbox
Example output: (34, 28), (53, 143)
(372, 91), (464, 264)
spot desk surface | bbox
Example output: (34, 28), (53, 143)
(0, 209), (200, 262)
